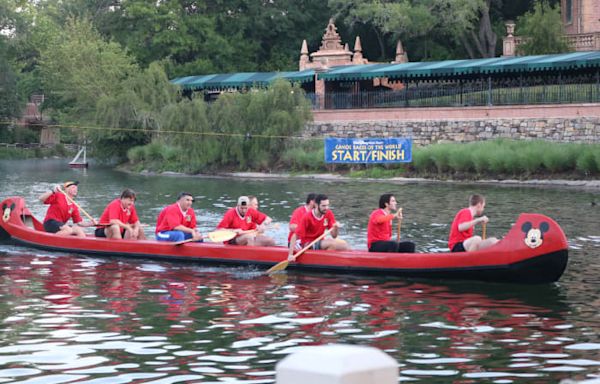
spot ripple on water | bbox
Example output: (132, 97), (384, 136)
(565, 343), (600, 350)
(0, 368), (41, 378)
(239, 314), (324, 325)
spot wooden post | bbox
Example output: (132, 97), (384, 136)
(276, 344), (398, 384)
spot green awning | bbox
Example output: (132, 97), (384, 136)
(319, 51), (600, 81)
(171, 69), (315, 91)
(171, 51), (600, 89)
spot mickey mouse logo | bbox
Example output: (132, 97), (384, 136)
(522, 221), (549, 249)
(2, 201), (15, 222)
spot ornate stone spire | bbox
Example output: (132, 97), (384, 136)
(319, 18), (345, 51)
(310, 18), (352, 67)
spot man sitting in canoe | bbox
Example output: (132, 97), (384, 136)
(155, 192), (203, 242)
(248, 195), (259, 210)
(290, 194), (348, 251)
(367, 193), (416, 253)
(448, 194), (499, 252)
(217, 196), (275, 246)
(288, 193), (316, 246)
(38, 181), (96, 237)
(95, 189), (146, 240)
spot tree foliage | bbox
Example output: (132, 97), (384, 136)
(516, 0), (570, 55)
(39, 18), (137, 122)
(93, 62), (179, 160)
(128, 80), (313, 172)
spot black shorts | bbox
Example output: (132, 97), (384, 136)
(95, 227), (125, 238)
(451, 242), (466, 253)
(43, 219), (65, 233)
(369, 241), (416, 253)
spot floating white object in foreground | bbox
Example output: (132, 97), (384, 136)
(276, 344), (398, 384)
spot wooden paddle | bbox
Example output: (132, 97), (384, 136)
(266, 228), (333, 274)
(173, 229), (237, 245)
(57, 187), (96, 223)
(482, 222), (487, 240)
(396, 208), (402, 241)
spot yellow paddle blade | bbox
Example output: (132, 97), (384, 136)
(266, 260), (289, 274)
(208, 229), (237, 242)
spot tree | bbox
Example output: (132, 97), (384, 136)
(93, 62), (178, 160)
(516, 0), (570, 55)
(0, 0), (26, 122)
(328, 0), (499, 60)
(38, 18), (137, 122)
(0, 41), (20, 121)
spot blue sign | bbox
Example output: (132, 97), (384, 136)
(324, 138), (412, 164)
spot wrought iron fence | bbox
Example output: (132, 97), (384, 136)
(307, 73), (600, 110)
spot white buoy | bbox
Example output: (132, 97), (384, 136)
(276, 344), (398, 384)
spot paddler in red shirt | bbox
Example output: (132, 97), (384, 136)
(38, 181), (96, 237)
(288, 193), (316, 245)
(217, 196), (275, 246)
(367, 193), (416, 253)
(95, 188), (146, 240)
(155, 192), (203, 242)
(448, 194), (499, 252)
(290, 194), (348, 251)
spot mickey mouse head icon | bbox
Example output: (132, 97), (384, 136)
(522, 221), (549, 249)
(2, 201), (15, 222)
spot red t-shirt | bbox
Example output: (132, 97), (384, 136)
(217, 208), (267, 231)
(288, 205), (310, 242)
(295, 209), (336, 246)
(367, 209), (395, 249)
(99, 199), (139, 225)
(448, 208), (473, 250)
(155, 203), (197, 233)
(43, 192), (82, 224)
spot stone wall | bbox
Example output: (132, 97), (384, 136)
(305, 117), (600, 146)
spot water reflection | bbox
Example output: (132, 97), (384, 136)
(2, 251), (597, 383)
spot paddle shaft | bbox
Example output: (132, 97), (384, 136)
(482, 222), (487, 240)
(266, 228), (333, 274)
(174, 229), (236, 245)
(291, 228), (333, 262)
(58, 187), (95, 223)
(396, 208), (402, 241)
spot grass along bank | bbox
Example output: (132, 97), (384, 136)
(350, 139), (600, 180)
(259, 138), (600, 180)
(0, 144), (73, 160)
(127, 139), (600, 180)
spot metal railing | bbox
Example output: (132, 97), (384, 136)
(307, 74), (600, 110)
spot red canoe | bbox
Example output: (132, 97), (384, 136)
(1, 197), (568, 284)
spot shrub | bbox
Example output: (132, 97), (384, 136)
(576, 147), (599, 174)
(127, 146), (146, 163)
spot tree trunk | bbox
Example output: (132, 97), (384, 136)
(461, 0), (497, 58)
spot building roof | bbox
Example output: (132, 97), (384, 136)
(171, 51), (600, 90)
(320, 51), (600, 81)
(171, 70), (315, 91)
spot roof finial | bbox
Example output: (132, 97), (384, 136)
(394, 40), (408, 63)
(301, 39), (309, 55)
(354, 36), (363, 52)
